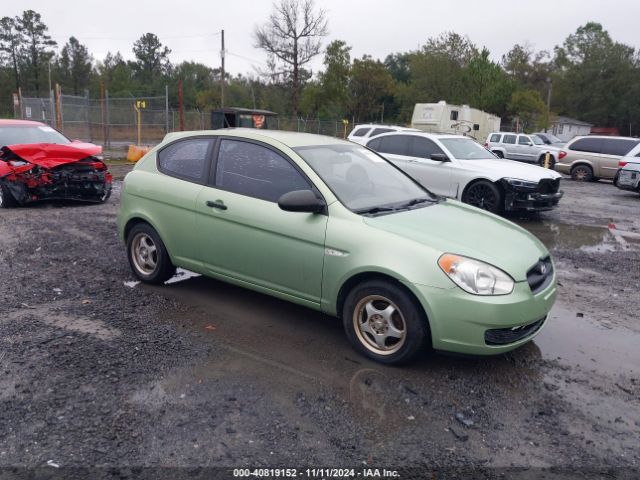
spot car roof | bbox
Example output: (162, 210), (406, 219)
(569, 135), (639, 141)
(369, 131), (470, 141)
(163, 128), (352, 148)
(0, 119), (47, 127)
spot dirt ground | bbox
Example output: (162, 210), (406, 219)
(0, 170), (638, 479)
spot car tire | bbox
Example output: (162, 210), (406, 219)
(126, 223), (176, 284)
(0, 183), (17, 208)
(570, 164), (593, 182)
(538, 154), (556, 169)
(343, 280), (430, 365)
(493, 151), (504, 159)
(462, 180), (503, 214)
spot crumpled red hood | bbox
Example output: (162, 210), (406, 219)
(4, 142), (102, 168)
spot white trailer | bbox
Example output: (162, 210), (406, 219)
(411, 101), (501, 141)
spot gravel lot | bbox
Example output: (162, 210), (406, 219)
(0, 169), (638, 479)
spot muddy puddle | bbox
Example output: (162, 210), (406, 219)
(514, 220), (639, 252)
(141, 274), (640, 436)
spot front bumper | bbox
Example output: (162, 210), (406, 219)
(407, 276), (557, 355)
(505, 190), (563, 212)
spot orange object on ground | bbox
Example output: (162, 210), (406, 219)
(127, 145), (151, 162)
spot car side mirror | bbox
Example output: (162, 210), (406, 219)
(430, 153), (450, 162)
(278, 190), (326, 214)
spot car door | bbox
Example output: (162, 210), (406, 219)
(501, 134), (518, 159)
(367, 134), (451, 197)
(403, 136), (453, 196)
(516, 135), (536, 162)
(194, 138), (328, 304)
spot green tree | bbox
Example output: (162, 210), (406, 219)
(553, 22), (639, 133)
(318, 39), (351, 117)
(508, 89), (546, 131)
(0, 16), (24, 90)
(16, 10), (56, 94)
(254, 0), (328, 116)
(95, 52), (136, 96)
(57, 36), (92, 95)
(464, 48), (513, 117)
(349, 56), (394, 123)
(132, 33), (171, 86)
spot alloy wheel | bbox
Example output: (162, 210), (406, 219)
(130, 232), (158, 276)
(466, 183), (497, 211)
(352, 295), (407, 355)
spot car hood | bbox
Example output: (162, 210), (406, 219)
(455, 159), (561, 182)
(3, 142), (102, 169)
(363, 200), (548, 282)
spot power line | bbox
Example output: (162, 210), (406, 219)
(72, 32), (221, 41)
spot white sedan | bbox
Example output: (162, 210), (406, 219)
(366, 131), (563, 214)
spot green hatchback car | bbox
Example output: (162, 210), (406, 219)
(117, 129), (557, 364)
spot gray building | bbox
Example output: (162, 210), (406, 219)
(550, 116), (592, 142)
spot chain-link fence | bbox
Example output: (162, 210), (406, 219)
(16, 90), (350, 149)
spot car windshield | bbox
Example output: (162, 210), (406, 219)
(0, 125), (71, 147)
(439, 138), (497, 160)
(294, 144), (436, 213)
(531, 136), (544, 145)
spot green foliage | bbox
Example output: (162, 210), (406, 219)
(56, 37), (92, 95)
(507, 89), (546, 131)
(349, 56), (395, 123)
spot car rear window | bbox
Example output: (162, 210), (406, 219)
(351, 127), (370, 137)
(600, 138), (639, 156)
(569, 138), (602, 153)
(158, 138), (212, 182)
(502, 134), (516, 144)
(372, 135), (412, 156)
(370, 128), (394, 137)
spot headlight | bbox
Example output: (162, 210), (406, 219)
(503, 178), (538, 189)
(438, 254), (514, 295)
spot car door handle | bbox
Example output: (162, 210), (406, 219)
(206, 200), (227, 210)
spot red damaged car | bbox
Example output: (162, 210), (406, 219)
(0, 119), (112, 208)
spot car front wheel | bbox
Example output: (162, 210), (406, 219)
(0, 183), (17, 208)
(126, 223), (176, 284)
(462, 180), (503, 214)
(343, 280), (430, 365)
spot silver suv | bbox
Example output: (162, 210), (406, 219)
(348, 124), (419, 145)
(555, 136), (640, 181)
(485, 132), (560, 167)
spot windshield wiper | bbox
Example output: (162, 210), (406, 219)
(355, 206), (396, 215)
(397, 197), (434, 209)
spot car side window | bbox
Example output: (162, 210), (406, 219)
(214, 139), (310, 202)
(600, 139), (639, 156)
(157, 138), (212, 182)
(490, 134), (501, 142)
(370, 128), (394, 137)
(375, 135), (412, 156)
(518, 135), (531, 145)
(569, 138), (602, 153)
(502, 134), (516, 144)
(366, 138), (381, 150)
(411, 137), (445, 159)
(352, 127), (370, 137)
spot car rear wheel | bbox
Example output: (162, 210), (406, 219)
(571, 164), (593, 182)
(0, 183), (17, 208)
(126, 223), (176, 284)
(462, 180), (503, 214)
(343, 280), (430, 365)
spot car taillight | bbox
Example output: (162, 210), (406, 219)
(619, 161), (627, 167)
(558, 150), (567, 160)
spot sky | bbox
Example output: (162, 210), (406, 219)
(14, 0), (640, 77)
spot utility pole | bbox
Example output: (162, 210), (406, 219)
(545, 77), (553, 133)
(221, 29), (225, 108)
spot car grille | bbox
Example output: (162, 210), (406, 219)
(526, 256), (554, 294)
(485, 317), (546, 346)
(538, 178), (561, 194)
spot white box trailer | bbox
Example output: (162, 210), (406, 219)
(411, 101), (501, 142)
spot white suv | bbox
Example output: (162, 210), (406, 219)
(366, 131), (563, 214)
(485, 132), (561, 167)
(348, 124), (419, 145)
